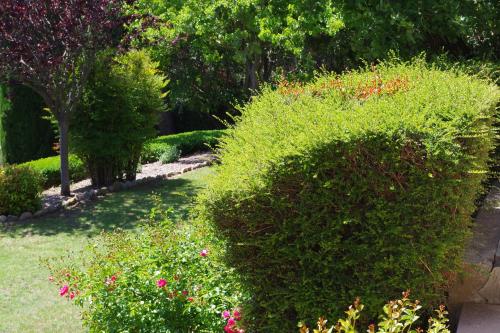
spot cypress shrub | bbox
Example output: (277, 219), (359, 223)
(197, 60), (499, 331)
(1, 84), (56, 164)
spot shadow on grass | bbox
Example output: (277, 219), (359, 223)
(0, 176), (205, 239)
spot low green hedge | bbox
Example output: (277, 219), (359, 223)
(0, 165), (43, 215)
(197, 60), (499, 331)
(141, 129), (226, 163)
(19, 155), (87, 189)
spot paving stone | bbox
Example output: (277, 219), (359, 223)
(457, 303), (500, 333)
(449, 184), (500, 310)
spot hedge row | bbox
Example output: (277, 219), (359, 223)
(141, 129), (226, 163)
(197, 60), (499, 331)
(19, 155), (87, 189)
(0, 165), (43, 215)
(17, 130), (227, 189)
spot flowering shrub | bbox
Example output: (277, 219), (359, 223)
(298, 291), (450, 333)
(46, 208), (245, 332)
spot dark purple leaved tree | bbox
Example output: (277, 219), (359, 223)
(0, 0), (131, 195)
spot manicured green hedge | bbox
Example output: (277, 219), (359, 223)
(141, 129), (226, 163)
(197, 60), (499, 331)
(0, 165), (43, 215)
(19, 155), (87, 189)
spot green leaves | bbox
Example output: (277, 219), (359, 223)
(197, 61), (499, 331)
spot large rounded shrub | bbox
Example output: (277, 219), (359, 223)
(71, 50), (167, 187)
(197, 60), (499, 331)
(0, 165), (43, 215)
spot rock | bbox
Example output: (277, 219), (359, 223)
(63, 197), (77, 207)
(97, 187), (108, 195)
(47, 203), (61, 213)
(113, 182), (124, 192)
(124, 181), (134, 189)
(167, 172), (176, 177)
(479, 267), (500, 303)
(34, 208), (49, 218)
(7, 215), (18, 222)
(0, 215), (6, 223)
(19, 212), (33, 221)
(75, 193), (86, 201)
(182, 167), (192, 173)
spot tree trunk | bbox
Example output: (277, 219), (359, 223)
(58, 115), (71, 196)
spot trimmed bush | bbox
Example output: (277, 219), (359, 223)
(20, 155), (86, 189)
(0, 165), (43, 215)
(46, 206), (245, 332)
(141, 129), (226, 163)
(197, 60), (499, 331)
(71, 50), (167, 187)
(159, 145), (181, 164)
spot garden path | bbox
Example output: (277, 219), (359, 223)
(41, 152), (214, 209)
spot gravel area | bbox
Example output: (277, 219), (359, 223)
(42, 152), (215, 208)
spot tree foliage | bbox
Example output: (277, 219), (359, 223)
(0, 0), (131, 195)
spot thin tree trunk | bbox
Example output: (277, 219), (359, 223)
(58, 115), (71, 196)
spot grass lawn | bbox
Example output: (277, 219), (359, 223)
(0, 168), (211, 333)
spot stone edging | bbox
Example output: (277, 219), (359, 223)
(0, 160), (212, 224)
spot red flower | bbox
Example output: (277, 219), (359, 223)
(157, 279), (167, 288)
(182, 290), (188, 296)
(69, 292), (75, 300)
(59, 285), (69, 296)
(187, 297), (194, 302)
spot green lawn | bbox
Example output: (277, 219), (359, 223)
(0, 168), (211, 333)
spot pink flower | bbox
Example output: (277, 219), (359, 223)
(59, 285), (69, 296)
(69, 292), (75, 300)
(111, 275), (117, 282)
(222, 310), (231, 319)
(233, 310), (241, 320)
(200, 249), (208, 257)
(182, 290), (188, 296)
(157, 279), (167, 288)
(224, 325), (236, 333)
(227, 318), (236, 327)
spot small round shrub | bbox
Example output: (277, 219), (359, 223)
(159, 146), (181, 164)
(71, 50), (167, 187)
(0, 165), (43, 215)
(197, 60), (499, 331)
(46, 208), (245, 332)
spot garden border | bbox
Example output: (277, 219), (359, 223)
(0, 159), (213, 223)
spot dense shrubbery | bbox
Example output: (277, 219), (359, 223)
(197, 60), (499, 331)
(71, 50), (167, 187)
(19, 155), (86, 189)
(141, 130), (226, 163)
(46, 206), (245, 332)
(0, 165), (43, 215)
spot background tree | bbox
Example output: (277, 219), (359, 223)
(0, 0), (130, 195)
